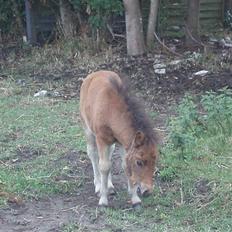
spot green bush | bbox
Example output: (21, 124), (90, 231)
(0, 0), (24, 36)
(201, 88), (232, 136)
(71, 0), (123, 29)
(159, 166), (176, 182)
(168, 95), (203, 159)
(167, 89), (232, 160)
(225, 10), (232, 30)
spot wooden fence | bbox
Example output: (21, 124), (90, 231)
(25, 0), (229, 44)
(158, 0), (226, 36)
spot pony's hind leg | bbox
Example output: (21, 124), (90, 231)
(84, 128), (101, 195)
(96, 138), (112, 206)
(108, 144), (115, 195)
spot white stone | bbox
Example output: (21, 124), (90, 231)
(155, 69), (166, 75)
(193, 70), (209, 76)
(34, 90), (48, 97)
(169, 60), (182, 65)
(153, 63), (166, 69)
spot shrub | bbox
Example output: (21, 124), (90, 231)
(167, 89), (232, 160)
(71, 0), (123, 29)
(225, 10), (232, 30)
(0, 0), (25, 37)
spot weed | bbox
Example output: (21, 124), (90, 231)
(167, 95), (202, 160)
(1, 61), (232, 231)
(225, 10), (232, 30)
(62, 223), (81, 232)
(167, 89), (232, 160)
(159, 166), (176, 182)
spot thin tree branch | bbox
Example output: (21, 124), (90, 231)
(153, 32), (183, 57)
(184, 23), (205, 47)
(106, 24), (126, 39)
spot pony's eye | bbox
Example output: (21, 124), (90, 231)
(136, 160), (144, 167)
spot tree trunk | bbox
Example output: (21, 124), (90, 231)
(123, 0), (145, 56)
(146, 0), (159, 48)
(25, 0), (36, 44)
(11, 0), (25, 37)
(224, 0), (232, 11)
(185, 0), (200, 46)
(59, 0), (76, 39)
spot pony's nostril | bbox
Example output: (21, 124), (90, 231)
(137, 187), (141, 195)
(142, 190), (151, 197)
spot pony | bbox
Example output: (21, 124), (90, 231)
(80, 70), (158, 207)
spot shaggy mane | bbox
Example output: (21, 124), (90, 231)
(110, 76), (157, 144)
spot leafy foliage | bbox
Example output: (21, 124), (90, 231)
(71, 0), (123, 29)
(167, 89), (232, 160)
(0, 0), (24, 35)
(0, 0), (122, 39)
(225, 10), (232, 30)
(168, 96), (202, 159)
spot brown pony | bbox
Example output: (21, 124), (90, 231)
(80, 70), (158, 207)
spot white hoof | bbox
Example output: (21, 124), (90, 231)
(95, 183), (101, 195)
(99, 197), (108, 206)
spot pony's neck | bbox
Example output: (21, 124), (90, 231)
(111, 111), (137, 151)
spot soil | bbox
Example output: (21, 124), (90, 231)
(28, 50), (232, 128)
(0, 46), (232, 231)
(0, 150), (130, 232)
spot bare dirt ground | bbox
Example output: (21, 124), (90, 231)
(0, 45), (232, 231)
(0, 150), (131, 232)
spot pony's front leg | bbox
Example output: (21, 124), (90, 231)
(97, 139), (111, 206)
(129, 182), (141, 207)
(119, 146), (141, 208)
(119, 145), (140, 205)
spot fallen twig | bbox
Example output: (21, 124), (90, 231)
(184, 23), (206, 48)
(0, 160), (8, 167)
(196, 198), (217, 211)
(107, 24), (126, 39)
(154, 32), (183, 57)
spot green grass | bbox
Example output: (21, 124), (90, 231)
(0, 81), (86, 199)
(100, 92), (232, 232)
(1, 78), (232, 231)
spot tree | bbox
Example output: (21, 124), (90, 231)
(123, 0), (146, 56)
(123, 0), (160, 55)
(185, 0), (200, 46)
(146, 0), (159, 48)
(59, 0), (76, 39)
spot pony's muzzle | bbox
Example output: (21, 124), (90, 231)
(140, 183), (153, 197)
(142, 189), (151, 197)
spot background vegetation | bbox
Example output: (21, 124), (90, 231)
(1, 76), (231, 231)
(0, 0), (232, 231)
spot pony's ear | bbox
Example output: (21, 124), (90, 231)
(134, 131), (145, 147)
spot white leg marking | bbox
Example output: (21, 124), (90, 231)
(98, 145), (111, 206)
(119, 145), (141, 204)
(108, 144), (115, 192)
(85, 128), (101, 194)
(119, 145), (131, 193)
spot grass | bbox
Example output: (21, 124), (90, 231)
(99, 91), (232, 232)
(0, 44), (232, 231)
(1, 79), (232, 232)
(0, 80), (86, 200)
